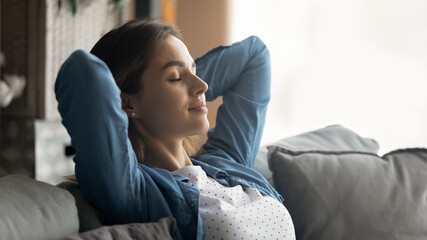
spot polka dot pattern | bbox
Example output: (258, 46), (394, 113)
(174, 165), (295, 240)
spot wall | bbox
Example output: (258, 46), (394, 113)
(177, 0), (231, 57)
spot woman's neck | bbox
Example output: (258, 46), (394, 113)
(143, 137), (192, 171)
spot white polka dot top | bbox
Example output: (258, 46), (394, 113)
(174, 165), (295, 240)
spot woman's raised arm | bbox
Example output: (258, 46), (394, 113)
(55, 50), (143, 224)
(195, 36), (271, 168)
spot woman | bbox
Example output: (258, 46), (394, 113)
(55, 19), (295, 240)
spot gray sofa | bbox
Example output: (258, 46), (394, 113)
(1, 125), (426, 240)
(0, 174), (176, 240)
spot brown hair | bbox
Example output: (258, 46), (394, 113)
(90, 19), (201, 163)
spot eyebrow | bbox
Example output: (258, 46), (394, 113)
(160, 61), (196, 71)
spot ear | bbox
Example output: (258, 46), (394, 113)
(121, 93), (139, 118)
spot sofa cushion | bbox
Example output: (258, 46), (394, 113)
(0, 174), (79, 240)
(254, 124), (379, 185)
(268, 145), (427, 240)
(60, 217), (176, 240)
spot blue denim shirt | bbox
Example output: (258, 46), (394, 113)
(55, 36), (283, 240)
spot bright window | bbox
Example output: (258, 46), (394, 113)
(230, 0), (427, 154)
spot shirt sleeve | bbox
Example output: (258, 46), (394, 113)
(195, 36), (271, 168)
(55, 50), (143, 224)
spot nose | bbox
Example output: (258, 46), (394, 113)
(191, 74), (208, 96)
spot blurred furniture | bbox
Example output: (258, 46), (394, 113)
(0, 0), (127, 183)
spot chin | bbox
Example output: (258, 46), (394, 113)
(202, 120), (210, 132)
(191, 121), (210, 136)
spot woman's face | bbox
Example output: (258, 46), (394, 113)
(133, 36), (209, 139)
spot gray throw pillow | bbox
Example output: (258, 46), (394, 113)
(268, 146), (427, 240)
(60, 217), (176, 240)
(0, 175), (79, 240)
(254, 124), (379, 185)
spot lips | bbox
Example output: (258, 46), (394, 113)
(189, 102), (208, 113)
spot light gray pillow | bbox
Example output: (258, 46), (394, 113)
(60, 217), (176, 240)
(0, 174), (79, 240)
(268, 147), (427, 240)
(254, 124), (379, 185)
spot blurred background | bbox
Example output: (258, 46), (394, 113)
(1, 0), (426, 184)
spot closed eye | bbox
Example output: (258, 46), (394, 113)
(170, 78), (182, 82)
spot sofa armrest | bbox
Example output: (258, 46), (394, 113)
(0, 174), (79, 240)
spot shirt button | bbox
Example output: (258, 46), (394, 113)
(191, 203), (195, 207)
